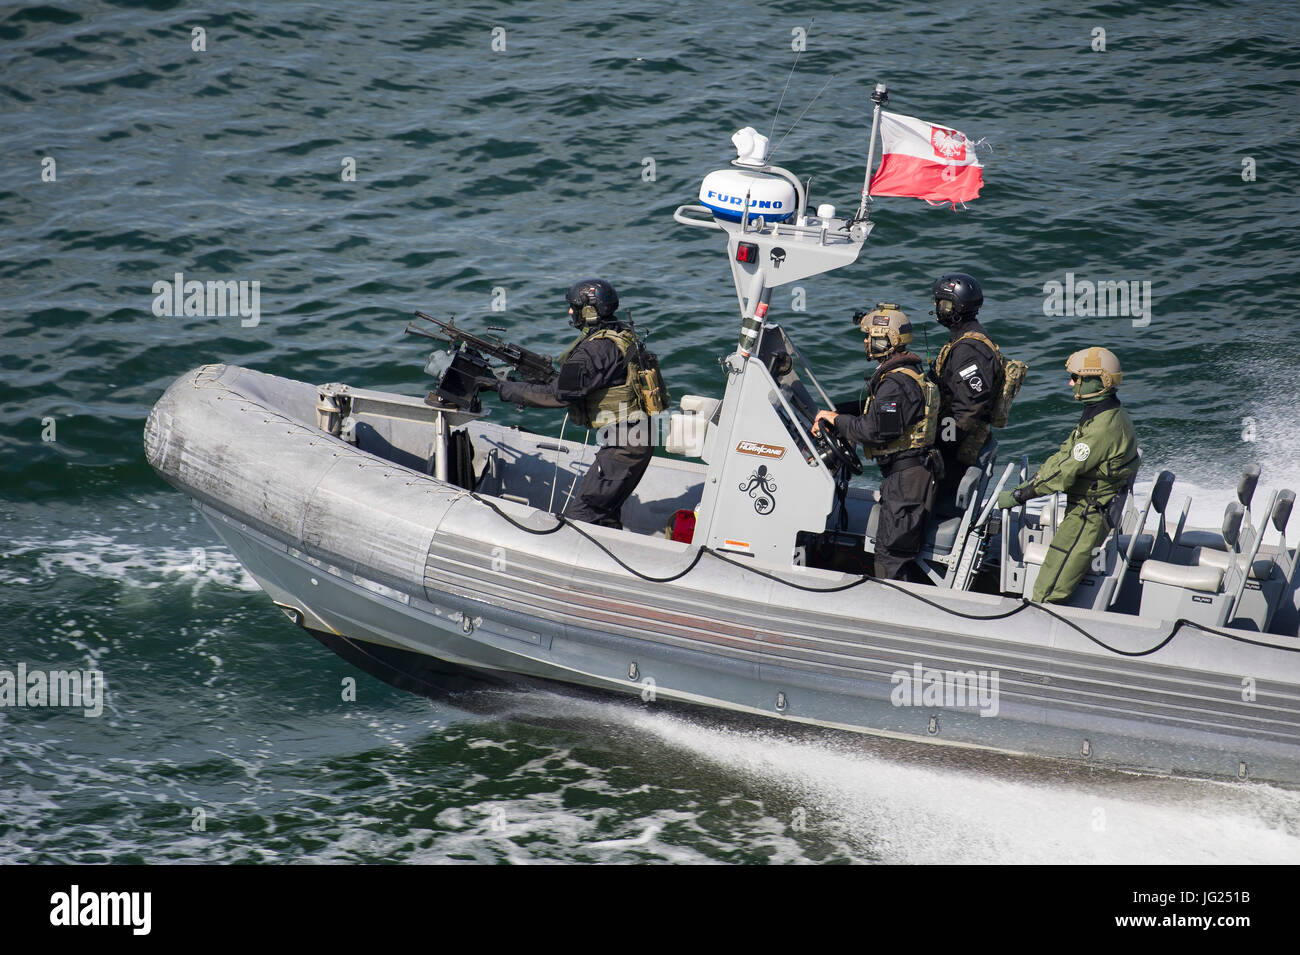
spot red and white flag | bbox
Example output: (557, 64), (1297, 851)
(868, 111), (983, 206)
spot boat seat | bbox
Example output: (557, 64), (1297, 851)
(1213, 490), (1295, 632)
(1138, 501), (1245, 625)
(1194, 547), (1229, 571)
(1178, 529), (1227, 551)
(1020, 528), (1125, 608)
(1139, 560), (1225, 594)
(929, 516), (962, 554)
(664, 395), (722, 458)
(865, 461), (984, 559)
(664, 413), (711, 457)
(1016, 475), (1141, 610)
(863, 457), (999, 588)
(866, 508), (962, 556)
(1259, 490), (1298, 633)
(680, 394), (721, 418)
(1138, 490), (1296, 632)
(1003, 473), (1155, 604)
(1177, 464), (1266, 554)
(1117, 533), (1154, 562)
(1099, 470), (1175, 616)
(1195, 547), (1273, 579)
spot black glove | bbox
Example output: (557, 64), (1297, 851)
(996, 484), (1034, 510)
(477, 366), (510, 392)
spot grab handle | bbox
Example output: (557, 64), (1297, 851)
(673, 204), (723, 231)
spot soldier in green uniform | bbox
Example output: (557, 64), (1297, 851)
(996, 346), (1140, 603)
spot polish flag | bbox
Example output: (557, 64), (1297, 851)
(868, 111), (983, 206)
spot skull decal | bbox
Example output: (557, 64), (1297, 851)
(770, 247), (787, 268)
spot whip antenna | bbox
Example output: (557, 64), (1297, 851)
(767, 74), (835, 166)
(767, 18), (813, 149)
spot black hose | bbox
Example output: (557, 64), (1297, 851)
(465, 492), (1300, 657)
(468, 492), (706, 583)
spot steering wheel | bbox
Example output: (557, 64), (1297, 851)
(813, 424), (863, 476)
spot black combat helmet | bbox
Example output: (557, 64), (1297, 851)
(931, 272), (983, 326)
(566, 278), (619, 328)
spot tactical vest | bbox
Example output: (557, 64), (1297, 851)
(933, 330), (1027, 465)
(559, 327), (644, 429)
(863, 365), (940, 460)
(933, 330), (1004, 412)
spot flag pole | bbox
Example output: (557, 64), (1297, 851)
(855, 82), (889, 222)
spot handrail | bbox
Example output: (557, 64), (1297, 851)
(673, 202), (856, 243)
(673, 204), (723, 230)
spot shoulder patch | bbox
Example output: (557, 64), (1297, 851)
(1072, 442), (1091, 462)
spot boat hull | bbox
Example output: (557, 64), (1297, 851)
(147, 364), (1300, 787)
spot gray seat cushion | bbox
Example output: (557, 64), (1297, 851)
(1196, 547), (1275, 579)
(928, 516), (962, 554)
(1024, 540), (1050, 565)
(1178, 529), (1227, 551)
(865, 508), (961, 556)
(1117, 533), (1154, 561)
(1196, 547), (1231, 571)
(1139, 559), (1224, 593)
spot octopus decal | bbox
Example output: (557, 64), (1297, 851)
(739, 464), (778, 515)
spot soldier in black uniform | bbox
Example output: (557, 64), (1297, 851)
(929, 272), (1004, 507)
(488, 279), (653, 529)
(813, 305), (940, 581)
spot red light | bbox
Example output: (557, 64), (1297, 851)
(736, 242), (758, 263)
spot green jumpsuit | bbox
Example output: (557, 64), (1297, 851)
(1013, 395), (1140, 603)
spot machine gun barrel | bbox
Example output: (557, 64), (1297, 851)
(407, 311), (557, 383)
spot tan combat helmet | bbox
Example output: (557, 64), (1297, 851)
(1066, 346), (1123, 399)
(856, 303), (913, 361)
